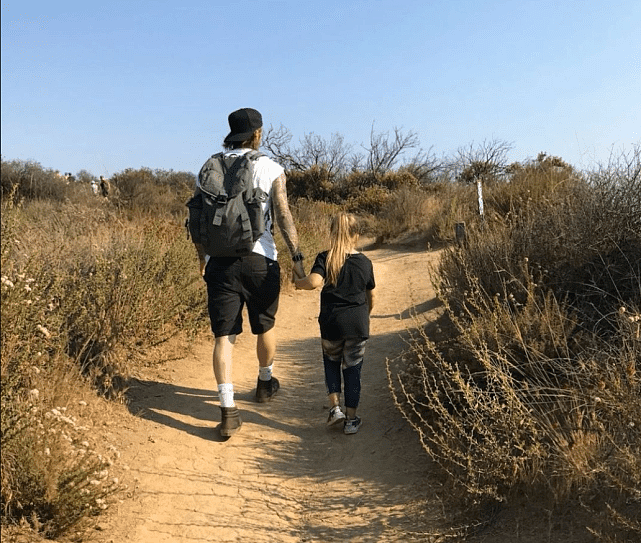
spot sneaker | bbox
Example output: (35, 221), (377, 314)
(220, 406), (242, 437)
(327, 406), (346, 426)
(255, 377), (280, 403)
(343, 416), (362, 435)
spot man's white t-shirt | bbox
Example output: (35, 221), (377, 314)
(210, 148), (284, 261)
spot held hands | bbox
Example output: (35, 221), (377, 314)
(292, 261), (306, 286)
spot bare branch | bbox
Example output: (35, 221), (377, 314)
(451, 138), (513, 184)
(364, 125), (421, 175)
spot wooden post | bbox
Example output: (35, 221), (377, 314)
(455, 222), (467, 247)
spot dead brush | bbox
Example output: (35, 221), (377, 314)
(388, 275), (640, 539)
(2, 204), (123, 537)
(1, 194), (208, 537)
(375, 185), (445, 242)
(388, 150), (640, 539)
(1, 380), (122, 538)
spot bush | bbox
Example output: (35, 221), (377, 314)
(109, 167), (195, 219)
(1, 201), (123, 537)
(0, 160), (83, 203)
(1, 185), (211, 537)
(388, 149), (641, 540)
(286, 165), (342, 203)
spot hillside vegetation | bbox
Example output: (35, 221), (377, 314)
(1, 138), (639, 541)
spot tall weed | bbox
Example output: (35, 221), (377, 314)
(1, 201), (123, 537)
(1, 187), (208, 536)
(389, 150), (641, 540)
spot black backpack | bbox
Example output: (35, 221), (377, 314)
(186, 150), (269, 257)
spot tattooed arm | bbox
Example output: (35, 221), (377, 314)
(271, 173), (305, 278)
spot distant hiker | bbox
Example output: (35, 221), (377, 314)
(189, 107), (306, 438)
(91, 179), (99, 195)
(99, 176), (110, 197)
(294, 213), (376, 434)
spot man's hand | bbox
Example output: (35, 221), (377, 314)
(194, 243), (207, 277)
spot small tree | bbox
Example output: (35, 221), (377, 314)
(263, 125), (356, 177)
(454, 138), (513, 184)
(363, 125), (421, 175)
(75, 169), (96, 185)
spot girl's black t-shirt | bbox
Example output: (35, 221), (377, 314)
(310, 251), (375, 340)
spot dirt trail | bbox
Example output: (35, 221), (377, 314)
(95, 242), (446, 542)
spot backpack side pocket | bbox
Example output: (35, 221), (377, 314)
(245, 187), (268, 241)
(186, 192), (205, 246)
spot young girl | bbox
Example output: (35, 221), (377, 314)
(294, 213), (375, 434)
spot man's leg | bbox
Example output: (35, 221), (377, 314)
(213, 335), (242, 437)
(213, 334), (236, 386)
(257, 328), (276, 368)
(255, 328), (280, 402)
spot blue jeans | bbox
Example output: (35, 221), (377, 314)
(322, 338), (366, 409)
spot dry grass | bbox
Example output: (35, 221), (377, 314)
(1, 180), (205, 536)
(387, 148), (641, 541)
(2, 147), (639, 540)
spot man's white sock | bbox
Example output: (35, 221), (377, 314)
(258, 364), (273, 382)
(218, 383), (235, 407)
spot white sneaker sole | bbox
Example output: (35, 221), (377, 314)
(327, 410), (346, 426)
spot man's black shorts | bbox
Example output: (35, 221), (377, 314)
(204, 254), (280, 337)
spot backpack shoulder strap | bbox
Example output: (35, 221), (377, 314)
(244, 150), (265, 162)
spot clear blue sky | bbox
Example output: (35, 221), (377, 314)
(2, 0), (640, 177)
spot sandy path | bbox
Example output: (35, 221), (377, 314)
(95, 242), (444, 542)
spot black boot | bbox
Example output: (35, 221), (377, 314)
(220, 406), (242, 437)
(255, 377), (280, 403)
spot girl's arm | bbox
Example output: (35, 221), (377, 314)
(294, 272), (324, 290)
(367, 288), (375, 314)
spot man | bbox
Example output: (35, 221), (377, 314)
(193, 108), (306, 437)
(99, 176), (110, 198)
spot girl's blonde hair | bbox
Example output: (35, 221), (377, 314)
(325, 213), (359, 286)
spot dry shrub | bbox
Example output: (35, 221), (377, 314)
(378, 169), (420, 191)
(390, 294), (640, 537)
(1, 193), (208, 537)
(389, 149), (641, 540)
(345, 184), (391, 214)
(108, 167), (195, 218)
(286, 165), (341, 203)
(1, 360), (122, 538)
(492, 153), (581, 216)
(375, 184), (468, 243)
(0, 160), (79, 203)
(1, 201), (124, 537)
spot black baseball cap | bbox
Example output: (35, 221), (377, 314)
(224, 108), (263, 144)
